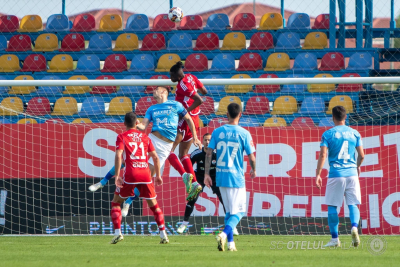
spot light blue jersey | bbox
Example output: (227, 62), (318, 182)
(144, 100), (187, 142)
(320, 125), (363, 178)
(208, 124), (256, 188)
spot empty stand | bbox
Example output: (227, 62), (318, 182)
(98, 14), (122, 32)
(226, 74), (252, 93)
(151, 14), (176, 31)
(209, 54), (235, 72)
(47, 55), (74, 72)
(59, 33), (85, 52)
(86, 33), (112, 51)
(33, 33), (59, 51)
(146, 75), (171, 94)
(309, 73), (335, 92)
(155, 54), (181, 72)
(107, 97), (133, 115)
(336, 73), (363, 92)
(79, 97), (105, 116)
(140, 33), (166, 51)
(237, 53), (263, 71)
(281, 74), (307, 93)
(75, 55), (101, 72)
(319, 52), (345, 71)
(71, 13), (96, 32)
(9, 75), (36, 94)
(64, 75), (91, 94)
(299, 97), (325, 114)
(0, 118), (11, 124)
(119, 75), (145, 94)
(101, 54), (128, 72)
(254, 74), (280, 93)
(37, 75), (63, 94)
(302, 32), (328, 49)
(204, 13), (230, 30)
(327, 96), (353, 114)
(199, 96), (215, 116)
(312, 14), (335, 29)
(184, 53), (208, 72)
(232, 13), (256, 31)
(26, 97), (51, 116)
(216, 96), (241, 115)
(135, 96), (158, 116)
(263, 117), (287, 127)
(275, 32), (301, 49)
(248, 32), (274, 50)
(72, 118), (92, 124)
(126, 14), (150, 31)
(113, 33), (139, 51)
(0, 97), (23, 115)
(45, 14), (69, 32)
(203, 74), (224, 94)
(178, 15), (203, 30)
(286, 13), (310, 29)
(292, 53), (318, 71)
(0, 75), (8, 94)
(128, 54), (155, 73)
(18, 119), (38, 124)
(0, 15), (19, 32)
(347, 52), (373, 70)
(271, 96), (298, 115)
(258, 13), (283, 30)
(318, 117), (335, 127)
(291, 117), (315, 128)
(193, 32), (219, 51)
(208, 117), (229, 128)
(239, 117), (260, 127)
(20, 54), (47, 72)
(6, 34), (32, 52)
(244, 96), (270, 115)
(167, 33), (193, 50)
(91, 75), (117, 94)
(51, 97), (78, 115)
(0, 36), (7, 51)
(220, 32), (246, 50)
(0, 55), (20, 72)
(264, 53), (290, 71)
(18, 15), (42, 32)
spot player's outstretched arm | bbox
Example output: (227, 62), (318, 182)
(182, 113), (202, 148)
(356, 145), (365, 177)
(315, 146), (328, 189)
(136, 118), (150, 131)
(186, 93), (203, 114)
(204, 147), (213, 188)
(248, 153), (257, 179)
(114, 149), (124, 188)
(149, 151), (163, 186)
(197, 86), (208, 95)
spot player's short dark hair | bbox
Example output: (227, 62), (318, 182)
(124, 112), (137, 128)
(227, 103), (242, 119)
(332, 105), (347, 121)
(203, 133), (211, 139)
(170, 61), (184, 73)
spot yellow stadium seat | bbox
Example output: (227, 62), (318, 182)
(271, 96), (298, 115)
(0, 97), (23, 116)
(155, 54), (181, 72)
(113, 33), (139, 51)
(309, 74), (335, 93)
(51, 97), (78, 116)
(302, 32), (328, 50)
(264, 53), (290, 71)
(33, 33), (59, 51)
(327, 96), (353, 114)
(47, 54), (74, 73)
(18, 15), (43, 32)
(263, 117), (287, 127)
(216, 96), (242, 115)
(72, 118), (93, 124)
(107, 97), (133, 115)
(17, 118), (38, 124)
(9, 75), (36, 94)
(98, 14), (123, 32)
(64, 75), (90, 94)
(220, 32), (246, 50)
(0, 55), (20, 72)
(258, 13), (283, 30)
(199, 118), (204, 128)
(226, 74), (252, 93)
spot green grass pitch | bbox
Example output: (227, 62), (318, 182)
(0, 235), (399, 267)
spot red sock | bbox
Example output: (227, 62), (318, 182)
(168, 153), (186, 176)
(111, 202), (122, 231)
(150, 204), (165, 231)
(181, 155), (197, 182)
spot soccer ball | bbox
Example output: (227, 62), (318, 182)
(168, 7), (183, 22)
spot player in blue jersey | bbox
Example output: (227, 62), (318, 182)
(204, 103), (256, 252)
(316, 106), (365, 248)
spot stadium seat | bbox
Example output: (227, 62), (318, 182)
(79, 97), (105, 116)
(220, 32), (246, 50)
(209, 54), (235, 72)
(126, 14), (149, 31)
(99, 118), (122, 123)
(232, 13), (256, 31)
(237, 53), (263, 71)
(193, 32), (219, 51)
(167, 33), (192, 51)
(299, 97), (325, 114)
(287, 13), (310, 29)
(184, 53), (208, 72)
(0, 118), (11, 124)
(203, 74), (224, 94)
(244, 96), (270, 115)
(37, 75), (63, 94)
(107, 97), (133, 115)
(98, 14), (122, 32)
(18, 15), (42, 32)
(146, 75), (171, 94)
(271, 96), (298, 115)
(309, 73), (335, 93)
(140, 33), (166, 51)
(0, 15), (19, 32)
(291, 117), (315, 128)
(9, 75), (36, 94)
(199, 96), (215, 115)
(91, 75), (117, 94)
(59, 33), (85, 52)
(128, 54), (155, 73)
(0, 75), (9, 94)
(86, 33), (112, 51)
(71, 13), (96, 32)
(151, 14), (176, 31)
(292, 52), (318, 71)
(101, 54), (128, 72)
(302, 32), (328, 49)
(281, 74), (307, 93)
(51, 97), (78, 115)
(75, 55), (101, 72)
(275, 32), (301, 49)
(33, 33), (59, 51)
(0, 97), (23, 115)
(0, 55), (20, 72)
(113, 33), (139, 51)
(155, 54), (181, 72)
(264, 53), (290, 71)
(313, 14), (335, 29)
(46, 118), (65, 124)
(72, 118), (92, 124)
(119, 75), (145, 94)
(318, 117), (334, 127)
(0, 36), (7, 51)
(226, 74), (252, 93)
(247, 32), (274, 50)
(136, 96), (158, 116)
(255, 74), (280, 93)
(17, 118), (38, 124)
(20, 54), (47, 72)
(319, 52), (345, 71)
(26, 97), (51, 116)
(47, 55), (74, 72)
(336, 73), (363, 92)
(327, 96), (353, 114)
(258, 13), (283, 30)
(6, 34), (32, 52)
(347, 52), (373, 70)
(208, 118), (229, 128)
(263, 117), (287, 127)
(239, 117), (260, 127)
(177, 15), (203, 30)
(204, 13), (230, 30)
(45, 14), (69, 32)
(216, 96), (241, 115)
(64, 75), (91, 94)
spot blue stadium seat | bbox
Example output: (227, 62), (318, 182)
(209, 54), (235, 72)
(79, 97), (105, 116)
(281, 74), (307, 93)
(128, 54), (155, 73)
(99, 117), (122, 123)
(319, 117), (334, 127)
(204, 13), (230, 30)
(119, 75), (145, 94)
(292, 53), (318, 71)
(45, 14), (69, 32)
(275, 32), (301, 49)
(75, 55), (101, 72)
(203, 74), (225, 94)
(126, 14), (150, 31)
(347, 52), (373, 70)
(286, 13), (310, 29)
(0, 35), (7, 51)
(239, 117), (260, 127)
(299, 96), (325, 114)
(167, 33), (192, 51)
(86, 33), (112, 51)
(37, 75), (63, 94)
(0, 118), (11, 124)
(0, 75), (9, 94)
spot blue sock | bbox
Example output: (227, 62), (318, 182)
(100, 164), (125, 186)
(124, 187), (140, 205)
(348, 204), (360, 228)
(223, 225), (233, 242)
(328, 206), (339, 238)
(224, 212), (230, 226)
(227, 212), (245, 229)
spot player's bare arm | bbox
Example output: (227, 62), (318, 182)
(315, 146), (328, 189)
(356, 145), (365, 177)
(114, 149), (124, 188)
(182, 113), (202, 148)
(136, 118), (150, 131)
(149, 150), (163, 186)
(185, 93), (204, 114)
(197, 85), (208, 95)
(204, 147), (213, 188)
(248, 153), (257, 179)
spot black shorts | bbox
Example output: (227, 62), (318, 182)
(196, 173), (220, 196)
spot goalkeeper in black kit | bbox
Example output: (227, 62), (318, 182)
(176, 133), (238, 236)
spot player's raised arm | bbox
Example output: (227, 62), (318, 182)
(182, 113), (202, 148)
(136, 118), (150, 131)
(315, 146), (328, 189)
(186, 93), (204, 114)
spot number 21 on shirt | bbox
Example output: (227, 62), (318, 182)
(129, 142), (145, 160)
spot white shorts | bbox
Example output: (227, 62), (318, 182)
(220, 187), (247, 215)
(325, 176), (361, 207)
(148, 133), (173, 174)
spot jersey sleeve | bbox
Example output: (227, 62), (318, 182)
(148, 138), (155, 152)
(144, 106), (152, 122)
(176, 102), (187, 117)
(116, 134), (124, 151)
(194, 75), (204, 89)
(320, 132), (329, 147)
(179, 80), (196, 97)
(355, 131), (363, 147)
(244, 131), (256, 155)
(208, 131), (217, 150)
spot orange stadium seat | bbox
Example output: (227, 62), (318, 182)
(113, 33), (139, 51)
(9, 75), (36, 94)
(226, 74), (252, 93)
(327, 96), (353, 114)
(18, 118), (38, 124)
(155, 54), (181, 72)
(271, 96), (298, 115)
(18, 15), (42, 32)
(263, 117), (287, 127)
(0, 54), (20, 72)
(107, 97), (133, 115)
(51, 97), (78, 115)
(303, 32), (328, 49)
(47, 54), (74, 72)
(72, 118), (93, 124)
(64, 75), (91, 94)
(33, 33), (59, 51)
(309, 73), (335, 93)
(220, 32), (246, 50)
(216, 96), (241, 115)
(258, 13), (283, 30)
(264, 53), (290, 71)
(0, 97), (23, 115)
(98, 14), (123, 32)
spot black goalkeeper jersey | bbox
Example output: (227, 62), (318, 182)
(190, 148), (217, 179)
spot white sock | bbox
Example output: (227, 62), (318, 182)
(219, 232), (227, 239)
(331, 237), (338, 242)
(160, 230), (167, 238)
(114, 229), (121, 235)
(182, 221), (189, 226)
(228, 241), (235, 247)
(352, 226), (358, 231)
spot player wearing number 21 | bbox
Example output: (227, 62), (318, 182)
(204, 103), (256, 252)
(316, 105), (365, 248)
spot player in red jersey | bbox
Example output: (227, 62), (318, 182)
(110, 112), (168, 244)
